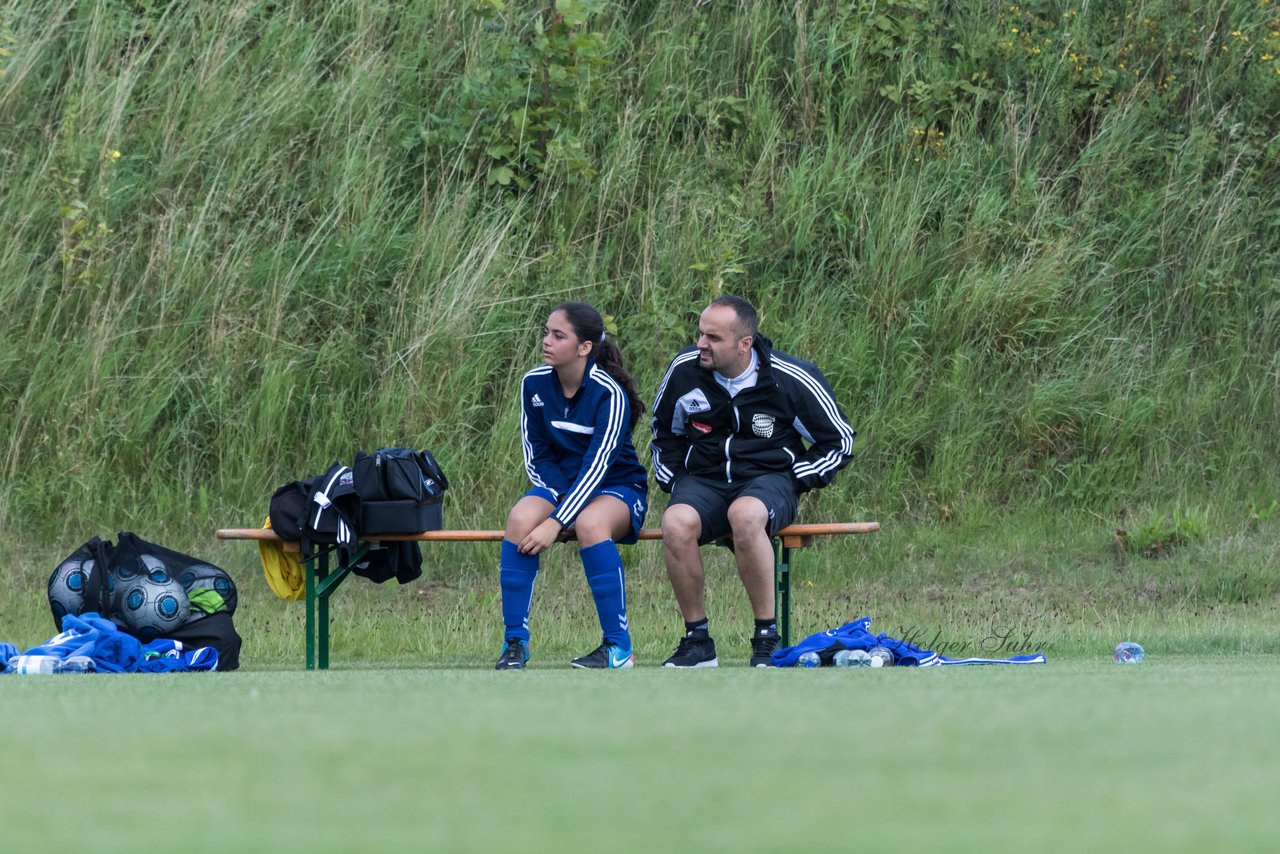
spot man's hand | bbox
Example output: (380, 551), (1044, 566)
(518, 517), (564, 555)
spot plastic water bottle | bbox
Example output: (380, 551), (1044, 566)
(833, 649), (872, 667)
(55, 656), (95, 673)
(867, 646), (895, 668)
(797, 651), (821, 668)
(6, 655), (60, 674)
(1112, 641), (1145, 663)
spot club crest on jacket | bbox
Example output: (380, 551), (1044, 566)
(751, 413), (775, 438)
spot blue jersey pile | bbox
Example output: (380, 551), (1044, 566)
(1, 612), (219, 674)
(771, 617), (1046, 667)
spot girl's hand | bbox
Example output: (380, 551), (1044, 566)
(518, 518), (564, 555)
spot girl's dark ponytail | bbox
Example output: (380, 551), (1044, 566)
(551, 302), (645, 429)
(591, 336), (644, 430)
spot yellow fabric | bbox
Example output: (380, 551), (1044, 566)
(258, 517), (305, 602)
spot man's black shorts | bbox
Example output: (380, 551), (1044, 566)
(668, 472), (800, 545)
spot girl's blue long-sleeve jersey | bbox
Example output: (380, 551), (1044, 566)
(519, 362), (648, 528)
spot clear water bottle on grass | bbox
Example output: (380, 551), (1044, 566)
(1112, 642), (1145, 663)
(797, 651), (821, 668)
(867, 646), (895, 668)
(833, 649), (871, 667)
(6, 655), (59, 674)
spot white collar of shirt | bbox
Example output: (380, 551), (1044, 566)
(714, 349), (759, 398)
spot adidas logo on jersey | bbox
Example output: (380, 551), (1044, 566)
(531, 394), (544, 407)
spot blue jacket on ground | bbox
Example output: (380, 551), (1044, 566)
(772, 617), (1046, 667)
(20, 612), (144, 672)
(2, 613), (219, 674)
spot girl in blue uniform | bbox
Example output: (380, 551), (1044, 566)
(496, 302), (649, 670)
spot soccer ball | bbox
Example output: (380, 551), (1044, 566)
(177, 563), (238, 616)
(48, 557), (94, 622)
(113, 574), (189, 640)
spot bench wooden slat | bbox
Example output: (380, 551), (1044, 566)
(216, 521), (879, 544)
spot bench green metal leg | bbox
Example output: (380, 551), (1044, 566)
(304, 544), (362, 670)
(305, 549), (319, 670)
(317, 553), (330, 670)
(774, 540), (794, 648)
(315, 563), (353, 669)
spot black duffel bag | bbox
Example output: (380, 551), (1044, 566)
(353, 448), (448, 535)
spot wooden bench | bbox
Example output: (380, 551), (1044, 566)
(215, 522), (879, 669)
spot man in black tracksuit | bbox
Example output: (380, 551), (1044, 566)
(651, 295), (856, 668)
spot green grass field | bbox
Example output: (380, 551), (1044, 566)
(3, 660), (1278, 852)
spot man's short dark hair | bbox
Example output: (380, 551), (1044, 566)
(710, 294), (758, 339)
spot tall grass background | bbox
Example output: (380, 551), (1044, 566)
(1, 0), (1276, 659)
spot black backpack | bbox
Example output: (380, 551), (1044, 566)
(268, 462), (360, 562)
(268, 476), (316, 542)
(305, 462), (359, 547)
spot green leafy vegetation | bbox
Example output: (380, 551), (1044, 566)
(420, 0), (609, 190)
(1116, 504), (1209, 559)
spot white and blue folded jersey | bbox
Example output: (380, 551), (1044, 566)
(520, 361), (647, 529)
